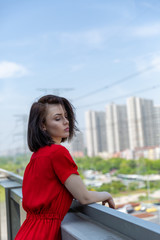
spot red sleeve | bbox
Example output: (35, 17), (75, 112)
(51, 146), (79, 184)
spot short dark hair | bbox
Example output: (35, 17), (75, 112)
(27, 95), (78, 152)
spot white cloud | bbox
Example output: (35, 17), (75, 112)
(151, 55), (160, 71)
(113, 59), (121, 63)
(141, 2), (154, 9)
(134, 53), (160, 73)
(59, 29), (106, 49)
(132, 23), (160, 37)
(0, 61), (28, 79)
(70, 64), (85, 72)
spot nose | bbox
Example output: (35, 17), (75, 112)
(63, 117), (69, 125)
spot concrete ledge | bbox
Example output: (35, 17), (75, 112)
(0, 168), (23, 184)
(69, 200), (160, 240)
(61, 212), (132, 240)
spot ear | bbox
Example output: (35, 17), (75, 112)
(41, 124), (46, 131)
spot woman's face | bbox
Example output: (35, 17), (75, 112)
(43, 104), (69, 144)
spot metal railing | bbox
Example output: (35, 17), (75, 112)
(0, 168), (160, 240)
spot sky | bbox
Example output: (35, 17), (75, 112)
(0, 0), (160, 155)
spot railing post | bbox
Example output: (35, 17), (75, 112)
(1, 180), (21, 240)
(5, 187), (12, 240)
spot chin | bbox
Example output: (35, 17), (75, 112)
(64, 133), (69, 138)
(64, 134), (69, 137)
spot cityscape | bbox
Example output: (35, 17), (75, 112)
(67, 95), (160, 226)
(69, 96), (160, 160)
(1, 0), (160, 238)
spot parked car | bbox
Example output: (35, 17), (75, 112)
(118, 204), (134, 214)
(134, 204), (146, 212)
(135, 203), (157, 213)
(146, 205), (157, 213)
(153, 202), (160, 206)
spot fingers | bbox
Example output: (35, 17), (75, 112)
(102, 198), (116, 209)
(108, 199), (116, 209)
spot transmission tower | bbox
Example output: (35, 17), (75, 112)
(13, 114), (28, 158)
(37, 88), (74, 96)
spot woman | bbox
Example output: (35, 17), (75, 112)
(15, 95), (115, 240)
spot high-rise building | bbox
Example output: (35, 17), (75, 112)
(154, 106), (160, 146)
(127, 97), (155, 149)
(85, 111), (107, 157)
(106, 103), (129, 153)
(68, 132), (84, 157)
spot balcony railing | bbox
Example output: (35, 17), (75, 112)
(0, 168), (160, 240)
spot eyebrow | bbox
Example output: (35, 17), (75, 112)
(53, 113), (67, 117)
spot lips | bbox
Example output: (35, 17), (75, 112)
(64, 127), (69, 132)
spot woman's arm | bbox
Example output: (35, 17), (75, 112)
(64, 174), (115, 209)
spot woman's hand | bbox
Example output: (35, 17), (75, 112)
(102, 193), (115, 209)
(65, 174), (116, 207)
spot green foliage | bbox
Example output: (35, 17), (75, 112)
(139, 195), (148, 201)
(75, 157), (160, 175)
(75, 156), (160, 194)
(0, 154), (31, 176)
(95, 181), (127, 194)
(149, 181), (160, 189)
(1, 154), (160, 196)
(128, 182), (139, 191)
(75, 156), (126, 174)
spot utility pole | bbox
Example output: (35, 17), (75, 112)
(146, 175), (151, 201)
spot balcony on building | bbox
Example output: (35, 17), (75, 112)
(0, 168), (160, 240)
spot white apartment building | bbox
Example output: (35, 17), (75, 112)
(154, 106), (160, 146)
(127, 97), (155, 149)
(85, 111), (107, 157)
(68, 131), (84, 155)
(106, 103), (129, 153)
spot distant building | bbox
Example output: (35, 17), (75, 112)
(127, 97), (155, 149)
(114, 146), (160, 160)
(106, 103), (129, 153)
(85, 96), (159, 158)
(154, 106), (160, 146)
(85, 111), (107, 157)
(68, 132), (84, 157)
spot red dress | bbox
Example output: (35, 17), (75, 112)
(15, 144), (79, 240)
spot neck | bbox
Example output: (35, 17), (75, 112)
(52, 137), (62, 145)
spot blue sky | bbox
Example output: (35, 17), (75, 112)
(0, 0), (160, 155)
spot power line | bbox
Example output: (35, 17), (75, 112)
(73, 0), (158, 102)
(76, 84), (160, 109)
(73, 65), (157, 101)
